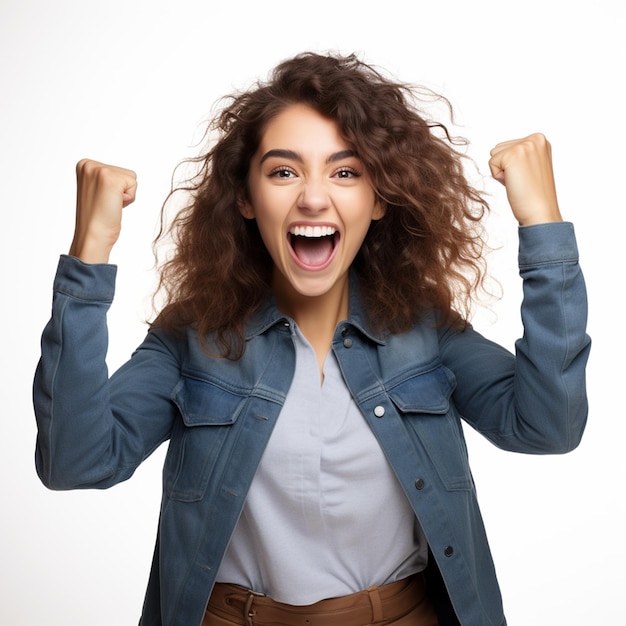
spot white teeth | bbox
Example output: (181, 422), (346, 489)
(290, 225), (336, 237)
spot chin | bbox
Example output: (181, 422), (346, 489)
(294, 274), (348, 299)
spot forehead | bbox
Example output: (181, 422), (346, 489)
(258, 104), (348, 151)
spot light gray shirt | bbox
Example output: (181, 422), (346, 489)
(216, 324), (427, 605)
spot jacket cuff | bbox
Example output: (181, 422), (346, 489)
(518, 222), (579, 267)
(53, 254), (117, 302)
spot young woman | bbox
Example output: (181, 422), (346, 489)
(33, 52), (590, 626)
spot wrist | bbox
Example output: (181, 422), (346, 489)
(516, 204), (563, 226)
(69, 235), (115, 264)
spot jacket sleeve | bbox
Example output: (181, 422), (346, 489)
(438, 221), (591, 453)
(33, 255), (181, 490)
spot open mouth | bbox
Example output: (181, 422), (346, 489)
(288, 225), (339, 268)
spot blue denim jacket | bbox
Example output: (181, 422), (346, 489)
(33, 222), (590, 626)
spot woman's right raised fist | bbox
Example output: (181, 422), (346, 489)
(69, 159), (138, 264)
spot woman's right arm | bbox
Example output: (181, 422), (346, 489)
(33, 161), (180, 490)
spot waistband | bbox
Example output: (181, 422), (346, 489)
(206, 573), (427, 626)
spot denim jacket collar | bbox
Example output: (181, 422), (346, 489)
(243, 271), (387, 345)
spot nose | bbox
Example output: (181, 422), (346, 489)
(296, 177), (330, 214)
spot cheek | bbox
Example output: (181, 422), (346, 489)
(255, 212), (286, 255)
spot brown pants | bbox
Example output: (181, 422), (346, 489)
(202, 573), (439, 626)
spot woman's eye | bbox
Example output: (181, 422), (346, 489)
(334, 168), (360, 179)
(270, 168), (296, 179)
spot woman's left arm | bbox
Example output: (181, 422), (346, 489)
(439, 135), (591, 453)
(440, 223), (590, 453)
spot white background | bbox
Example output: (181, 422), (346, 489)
(1, 0), (624, 624)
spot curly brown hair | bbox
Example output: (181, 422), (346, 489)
(153, 52), (489, 357)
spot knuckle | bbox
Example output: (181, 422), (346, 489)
(528, 133), (549, 149)
(76, 158), (92, 174)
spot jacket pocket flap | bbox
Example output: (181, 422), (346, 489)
(388, 365), (455, 415)
(173, 376), (247, 426)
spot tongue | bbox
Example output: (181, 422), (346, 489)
(292, 236), (334, 266)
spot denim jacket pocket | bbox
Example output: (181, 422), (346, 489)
(388, 365), (474, 491)
(164, 376), (248, 502)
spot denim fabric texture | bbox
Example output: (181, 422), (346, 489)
(33, 222), (591, 626)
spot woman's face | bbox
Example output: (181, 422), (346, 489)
(242, 103), (384, 311)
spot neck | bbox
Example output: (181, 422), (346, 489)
(273, 273), (349, 377)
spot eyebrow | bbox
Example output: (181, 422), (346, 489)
(259, 149), (357, 164)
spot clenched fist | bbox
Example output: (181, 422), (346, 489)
(489, 133), (562, 226)
(69, 159), (138, 263)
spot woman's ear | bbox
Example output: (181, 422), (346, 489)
(372, 197), (386, 221)
(238, 195), (255, 219)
